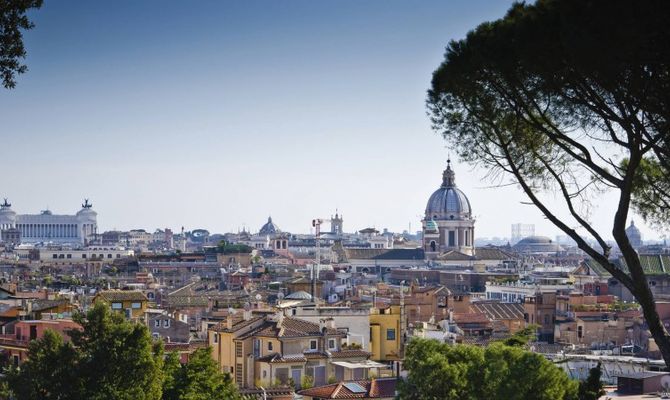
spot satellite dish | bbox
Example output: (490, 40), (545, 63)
(255, 294), (262, 301)
(277, 292), (284, 300)
(228, 307), (236, 315)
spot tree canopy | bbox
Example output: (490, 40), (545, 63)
(428, 0), (670, 366)
(2, 303), (240, 400)
(398, 339), (578, 400)
(0, 0), (42, 88)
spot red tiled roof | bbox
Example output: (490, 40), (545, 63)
(452, 312), (490, 324)
(329, 349), (371, 359)
(298, 378), (397, 399)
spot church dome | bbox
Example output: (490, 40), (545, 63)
(285, 290), (312, 300)
(626, 220), (643, 248)
(425, 161), (472, 220)
(259, 216), (280, 235)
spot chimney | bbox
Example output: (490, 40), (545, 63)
(226, 316), (233, 331)
(243, 309), (252, 321)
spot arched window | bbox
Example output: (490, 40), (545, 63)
(430, 241), (436, 252)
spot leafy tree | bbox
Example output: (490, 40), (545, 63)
(0, 0), (42, 88)
(162, 347), (240, 400)
(217, 240), (253, 255)
(578, 363), (606, 400)
(428, 0), (670, 366)
(2, 305), (242, 400)
(4, 330), (81, 399)
(499, 324), (539, 347)
(68, 303), (164, 400)
(398, 339), (578, 400)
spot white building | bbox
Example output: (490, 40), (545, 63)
(0, 199), (98, 245)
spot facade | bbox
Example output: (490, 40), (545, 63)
(369, 306), (402, 362)
(208, 313), (373, 389)
(94, 290), (149, 320)
(422, 161), (475, 259)
(40, 246), (134, 265)
(0, 199), (98, 245)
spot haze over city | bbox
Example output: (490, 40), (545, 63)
(1, 0), (663, 241)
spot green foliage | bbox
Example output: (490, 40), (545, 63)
(4, 330), (81, 399)
(627, 157), (670, 230)
(2, 304), (241, 400)
(162, 348), (240, 400)
(499, 324), (539, 347)
(301, 375), (314, 390)
(577, 363), (606, 400)
(427, 0), (670, 366)
(398, 339), (578, 400)
(216, 241), (253, 255)
(0, 0), (42, 89)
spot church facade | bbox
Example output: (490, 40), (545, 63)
(422, 161), (476, 259)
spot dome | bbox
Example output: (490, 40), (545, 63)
(259, 216), (280, 235)
(512, 236), (562, 254)
(425, 161), (472, 220)
(626, 220), (643, 248)
(285, 290), (312, 300)
(425, 218), (438, 232)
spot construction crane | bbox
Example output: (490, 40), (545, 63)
(311, 218), (331, 299)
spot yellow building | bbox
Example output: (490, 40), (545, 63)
(93, 290), (148, 320)
(369, 306), (402, 362)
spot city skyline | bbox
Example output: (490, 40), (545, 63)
(1, 1), (664, 240)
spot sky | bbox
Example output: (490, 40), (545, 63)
(0, 0), (665, 241)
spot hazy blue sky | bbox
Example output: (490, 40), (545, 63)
(0, 1), (664, 241)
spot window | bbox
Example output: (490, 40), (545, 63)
(213, 333), (218, 344)
(328, 339), (336, 350)
(448, 231), (455, 246)
(52, 254), (58, 259)
(116, 254), (121, 258)
(544, 314), (549, 324)
(154, 320), (160, 328)
(107, 254), (112, 259)
(310, 340), (317, 350)
(163, 319), (170, 328)
(235, 342), (243, 357)
(268, 342), (273, 351)
(386, 329), (396, 341)
(152, 332), (160, 339)
(131, 302), (142, 309)
(82, 254), (87, 259)
(111, 302), (122, 310)
(66, 254), (72, 259)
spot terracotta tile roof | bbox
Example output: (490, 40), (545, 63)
(280, 317), (340, 338)
(96, 290), (147, 302)
(298, 378), (397, 399)
(329, 349), (371, 359)
(452, 312), (490, 325)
